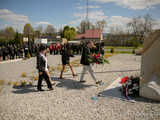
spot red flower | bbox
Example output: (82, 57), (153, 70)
(97, 53), (100, 57)
(120, 76), (129, 84)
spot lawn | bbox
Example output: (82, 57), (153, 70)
(104, 46), (142, 49)
(105, 51), (133, 54)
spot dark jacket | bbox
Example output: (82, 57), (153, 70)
(62, 49), (70, 62)
(61, 48), (74, 65)
(36, 53), (48, 72)
(80, 45), (91, 65)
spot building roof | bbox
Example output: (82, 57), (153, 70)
(76, 29), (102, 39)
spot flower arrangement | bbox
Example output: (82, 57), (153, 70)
(88, 53), (110, 64)
(120, 76), (140, 99)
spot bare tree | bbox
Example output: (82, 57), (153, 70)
(4, 26), (15, 40)
(96, 19), (107, 32)
(44, 25), (56, 37)
(77, 20), (93, 33)
(36, 25), (43, 34)
(127, 14), (155, 42)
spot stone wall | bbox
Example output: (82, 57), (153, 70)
(140, 31), (160, 101)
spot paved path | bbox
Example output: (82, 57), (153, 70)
(0, 54), (160, 120)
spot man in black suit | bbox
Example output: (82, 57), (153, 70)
(80, 41), (102, 84)
(36, 45), (53, 91)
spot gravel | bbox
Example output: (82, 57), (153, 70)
(0, 54), (160, 120)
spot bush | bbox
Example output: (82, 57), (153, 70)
(21, 72), (27, 77)
(31, 75), (38, 81)
(26, 52), (31, 59)
(49, 66), (55, 73)
(8, 81), (12, 85)
(0, 80), (5, 86)
(13, 81), (21, 88)
(0, 87), (3, 93)
(130, 36), (141, 48)
(132, 49), (136, 54)
(33, 76), (38, 81)
(110, 48), (115, 53)
(21, 81), (27, 87)
(104, 54), (113, 58)
(28, 81), (33, 86)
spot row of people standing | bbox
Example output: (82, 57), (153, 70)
(48, 43), (104, 56)
(0, 42), (104, 62)
(0, 45), (24, 61)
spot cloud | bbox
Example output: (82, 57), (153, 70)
(0, 9), (30, 32)
(105, 16), (160, 32)
(105, 16), (132, 32)
(0, 9), (29, 23)
(76, 5), (101, 10)
(69, 20), (79, 25)
(153, 19), (160, 30)
(73, 10), (107, 22)
(90, 0), (160, 10)
(108, 16), (131, 26)
(36, 21), (51, 25)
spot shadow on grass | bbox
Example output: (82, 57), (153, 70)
(12, 85), (37, 94)
(51, 77), (95, 90)
(12, 77), (94, 94)
(98, 86), (160, 104)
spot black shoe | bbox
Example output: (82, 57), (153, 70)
(59, 77), (64, 79)
(48, 88), (54, 91)
(96, 80), (102, 85)
(73, 74), (78, 77)
(38, 89), (45, 91)
(80, 80), (86, 83)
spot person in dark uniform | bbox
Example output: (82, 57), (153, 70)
(2, 46), (5, 60)
(0, 47), (2, 61)
(100, 46), (105, 57)
(36, 45), (53, 91)
(11, 45), (15, 59)
(2, 46), (8, 60)
(60, 43), (77, 79)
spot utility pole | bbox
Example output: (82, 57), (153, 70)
(86, 0), (89, 30)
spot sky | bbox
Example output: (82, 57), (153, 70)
(0, 0), (160, 33)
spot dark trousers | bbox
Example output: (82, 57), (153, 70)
(37, 71), (52, 90)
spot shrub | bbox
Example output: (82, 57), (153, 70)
(49, 66), (55, 73)
(31, 75), (38, 81)
(13, 81), (21, 87)
(28, 81), (33, 86)
(21, 81), (27, 87)
(110, 48), (115, 53)
(132, 49), (136, 54)
(104, 54), (113, 58)
(0, 87), (3, 93)
(26, 52), (31, 59)
(8, 81), (12, 85)
(0, 80), (5, 86)
(70, 59), (81, 67)
(34, 76), (38, 81)
(21, 72), (27, 77)
(56, 65), (68, 72)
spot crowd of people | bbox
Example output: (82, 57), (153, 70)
(0, 40), (105, 91)
(0, 42), (104, 62)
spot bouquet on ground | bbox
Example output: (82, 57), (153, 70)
(88, 53), (110, 64)
(120, 76), (140, 99)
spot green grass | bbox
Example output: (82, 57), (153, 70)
(105, 51), (133, 54)
(104, 46), (142, 49)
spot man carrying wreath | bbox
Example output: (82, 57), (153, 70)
(80, 41), (102, 84)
